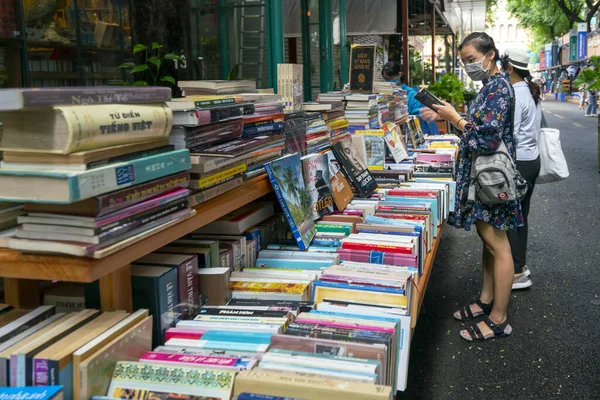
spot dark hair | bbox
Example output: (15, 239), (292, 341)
(501, 54), (541, 105)
(458, 32), (500, 62)
(382, 61), (401, 78)
(400, 74), (406, 84)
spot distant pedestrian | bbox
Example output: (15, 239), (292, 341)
(579, 86), (587, 110)
(502, 47), (542, 290)
(586, 89), (598, 117)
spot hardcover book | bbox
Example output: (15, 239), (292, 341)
(0, 149), (192, 203)
(130, 266), (179, 347)
(301, 154), (335, 220)
(0, 104), (173, 154)
(331, 137), (378, 198)
(349, 45), (376, 93)
(264, 154), (316, 251)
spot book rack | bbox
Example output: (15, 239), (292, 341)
(0, 172), (443, 335)
(0, 175), (272, 311)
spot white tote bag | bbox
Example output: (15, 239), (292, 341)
(537, 113), (569, 184)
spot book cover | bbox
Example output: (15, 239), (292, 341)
(264, 154), (316, 251)
(139, 351), (257, 371)
(301, 154), (334, 220)
(107, 361), (235, 399)
(0, 87), (171, 110)
(0, 104), (173, 154)
(349, 46), (376, 93)
(130, 266), (179, 347)
(0, 386), (63, 399)
(355, 130), (386, 170)
(331, 138), (377, 198)
(0, 306), (55, 344)
(325, 151), (353, 211)
(0, 150), (192, 203)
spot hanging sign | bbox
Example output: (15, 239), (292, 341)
(578, 23), (588, 60)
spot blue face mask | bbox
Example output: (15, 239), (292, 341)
(385, 77), (401, 84)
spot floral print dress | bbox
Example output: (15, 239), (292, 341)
(448, 73), (524, 231)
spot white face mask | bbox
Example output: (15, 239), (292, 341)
(464, 53), (492, 81)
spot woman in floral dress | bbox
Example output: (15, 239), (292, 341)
(422, 32), (523, 341)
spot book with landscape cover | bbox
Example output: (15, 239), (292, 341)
(331, 138), (378, 198)
(0, 149), (191, 203)
(0, 87), (171, 110)
(23, 171), (190, 217)
(301, 154), (335, 220)
(264, 154), (316, 251)
(0, 104), (173, 154)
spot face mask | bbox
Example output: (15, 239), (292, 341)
(464, 53), (491, 81)
(385, 77), (401, 85)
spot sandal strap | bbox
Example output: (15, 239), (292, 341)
(475, 298), (493, 314)
(467, 324), (484, 340)
(482, 316), (509, 337)
(460, 306), (473, 320)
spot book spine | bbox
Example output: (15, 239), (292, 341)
(195, 98), (236, 108)
(32, 358), (49, 386)
(178, 256), (199, 307)
(0, 359), (7, 387)
(243, 122), (285, 136)
(264, 163), (308, 251)
(96, 171), (189, 216)
(58, 104), (173, 153)
(19, 87), (171, 108)
(294, 318), (393, 333)
(243, 228), (262, 257)
(341, 242), (412, 255)
(165, 329), (206, 341)
(69, 149), (191, 202)
(192, 164), (247, 190)
(188, 177), (243, 207)
(313, 279), (405, 295)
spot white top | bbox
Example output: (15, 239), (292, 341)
(512, 81), (541, 161)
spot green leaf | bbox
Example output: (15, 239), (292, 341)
(128, 64), (150, 74)
(161, 76), (176, 85)
(133, 44), (148, 54)
(116, 62), (135, 69)
(148, 56), (161, 69)
(152, 42), (163, 50)
(227, 64), (239, 80)
(164, 53), (183, 61)
(133, 81), (149, 86)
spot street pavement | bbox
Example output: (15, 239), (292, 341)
(398, 98), (600, 399)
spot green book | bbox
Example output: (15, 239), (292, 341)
(315, 222), (353, 236)
(172, 239), (220, 268)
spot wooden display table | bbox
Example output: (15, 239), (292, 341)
(0, 175), (272, 311)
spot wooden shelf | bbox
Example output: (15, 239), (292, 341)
(0, 175), (272, 309)
(411, 225), (444, 335)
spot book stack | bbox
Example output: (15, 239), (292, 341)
(178, 80), (258, 96)
(0, 202), (22, 239)
(304, 111), (329, 154)
(283, 110), (307, 155)
(277, 63), (304, 112)
(345, 93), (379, 131)
(377, 93), (395, 126)
(0, 87), (195, 258)
(0, 304), (153, 398)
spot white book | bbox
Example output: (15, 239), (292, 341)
(176, 320), (284, 334)
(257, 250), (339, 262)
(257, 363), (376, 383)
(261, 352), (378, 375)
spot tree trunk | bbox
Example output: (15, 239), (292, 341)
(128, 0), (193, 94)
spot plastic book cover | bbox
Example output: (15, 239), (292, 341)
(325, 151), (353, 211)
(301, 154), (334, 220)
(355, 130), (386, 170)
(264, 154), (316, 250)
(331, 137), (377, 198)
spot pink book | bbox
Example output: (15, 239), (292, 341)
(319, 274), (405, 289)
(294, 318), (395, 333)
(165, 328), (207, 341)
(336, 248), (418, 268)
(140, 351), (257, 371)
(416, 153), (453, 162)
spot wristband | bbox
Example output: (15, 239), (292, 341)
(454, 117), (465, 126)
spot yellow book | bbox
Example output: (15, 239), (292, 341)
(233, 370), (393, 400)
(327, 119), (350, 130)
(314, 286), (408, 308)
(191, 163), (247, 189)
(230, 281), (308, 294)
(355, 129), (385, 136)
(0, 104), (172, 154)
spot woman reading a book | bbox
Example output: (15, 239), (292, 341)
(422, 32), (523, 342)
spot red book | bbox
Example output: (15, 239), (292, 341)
(387, 189), (438, 198)
(340, 241), (414, 255)
(165, 328), (207, 341)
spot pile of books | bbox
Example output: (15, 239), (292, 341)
(178, 80), (257, 96)
(304, 111), (329, 154)
(283, 110), (307, 155)
(0, 304), (153, 398)
(0, 202), (22, 238)
(0, 87), (195, 258)
(345, 93), (379, 131)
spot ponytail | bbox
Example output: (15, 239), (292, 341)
(511, 66), (541, 105)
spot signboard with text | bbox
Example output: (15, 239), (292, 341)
(578, 23), (588, 59)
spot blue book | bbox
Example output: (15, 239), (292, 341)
(237, 394), (305, 400)
(0, 149), (191, 203)
(312, 280), (405, 298)
(383, 197), (438, 236)
(255, 257), (331, 270)
(243, 122), (285, 136)
(264, 154), (316, 251)
(0, 386), (62, 399)
(200, 330), (271, 344)
(244, 227), (263, 254)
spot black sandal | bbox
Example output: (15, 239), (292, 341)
(453, 298), (493, 321)
(460, 316), (512, 342)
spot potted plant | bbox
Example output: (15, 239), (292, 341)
(428, 73), (465, 109)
